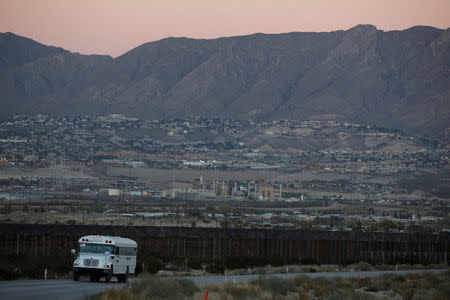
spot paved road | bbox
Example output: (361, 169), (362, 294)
(0, 269), (446, 300)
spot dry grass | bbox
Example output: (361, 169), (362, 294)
(87, 269), (450, 300)
(86, 275), (199, 300)
(365, 270), (450, 300)
(226, 264), (337, 276)
(227, 262), (449, 276)
(343, 261), (373, 271)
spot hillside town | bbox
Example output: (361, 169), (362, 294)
(0, 114), (448, 233)
(0, 114), (447, 171)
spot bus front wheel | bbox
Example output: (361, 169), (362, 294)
(105, 267), (113, 283)
(73, 270), (79, 281)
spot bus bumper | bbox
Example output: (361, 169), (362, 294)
(73, 267), (110, 276)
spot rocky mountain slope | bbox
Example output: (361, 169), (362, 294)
(1, 25), (449, 136)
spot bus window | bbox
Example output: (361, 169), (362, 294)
(79, 243), (114, 254)
(117, 247), (137, 256)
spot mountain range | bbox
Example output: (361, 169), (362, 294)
(1, 25), (449, 136)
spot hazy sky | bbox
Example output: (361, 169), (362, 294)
(1, 0), (449, 57)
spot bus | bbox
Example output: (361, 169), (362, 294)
(72, 235), (137, 282)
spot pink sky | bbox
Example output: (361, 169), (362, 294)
(1, 0), (449, 57)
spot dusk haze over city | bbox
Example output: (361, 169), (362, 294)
(0, 1), (449, 299)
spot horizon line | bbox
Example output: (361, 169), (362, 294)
(2, 24), (448, 58)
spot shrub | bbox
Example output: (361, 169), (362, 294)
(129, 276), (199, 299)
(221, 281), (258, 299)
(0, 255), (72, 280)
(0, 264), (21, 280)
(186, 258), (202, 269)
(84, 288), (133, 300)
(254, 266), (268, 275)
(335, 278), (353, 289)
(432, 281), (450, 300)
(322, 288), (375, 300)
(370, 273), (397, 291)
(412, 288), (435, 300)
(135, 254), (164, 274)
(205, 262), (225, 274)
(260, 277), (296, 295)
(224, 256), (300, 269)
(292, 276), (326, 294)
(365, 284), (379, 292)
(351, 261), (373, 271)
(349, 277), (371, 289)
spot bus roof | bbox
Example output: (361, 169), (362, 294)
(79, 235), (137, 247)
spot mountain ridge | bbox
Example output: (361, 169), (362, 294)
(1, 25), (449, 136)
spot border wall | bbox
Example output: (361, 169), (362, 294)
(0, 224), (448, 264)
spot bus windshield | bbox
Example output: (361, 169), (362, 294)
(79, 243), (114, 254)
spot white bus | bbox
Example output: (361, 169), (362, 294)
(72, 235), (137, 282)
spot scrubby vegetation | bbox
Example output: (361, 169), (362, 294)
(85, 275), (199, 300)
(88, 269), (449, 300)
(136, 254), (315, 275)
(0, 254), (72, 280)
